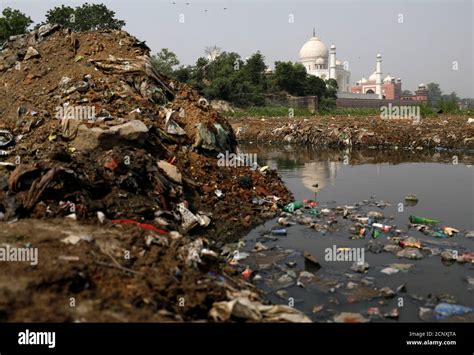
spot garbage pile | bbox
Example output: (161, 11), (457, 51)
(230, 116), (474, 150)
(0, 25), (291, 237)
(0, 26), (296, 321)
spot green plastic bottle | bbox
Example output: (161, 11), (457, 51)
(409, 215), (440, 224)
(372, 228), (381, 239)
(283, 201), (303, 213)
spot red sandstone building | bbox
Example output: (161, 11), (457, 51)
(351, 73), (427, 102)
(351, 73), (401, 99)
(400, 83), (429, 102)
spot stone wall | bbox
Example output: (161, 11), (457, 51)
(264, 93), (421, 110)
(336, 97), (421, 108)
(265, 93), (318, 113)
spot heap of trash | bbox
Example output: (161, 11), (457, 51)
(0, 26), (299, 322)
(231, 116), (474, 150)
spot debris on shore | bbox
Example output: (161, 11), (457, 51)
(230, 116), (474, 150)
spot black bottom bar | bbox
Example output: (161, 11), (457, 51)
(0, 323), (472, 354)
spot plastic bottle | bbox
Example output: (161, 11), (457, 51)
(434, 303), (473, 320)
(409, 215), (439, 224)
(372, 227), (381, 239)
(372, 223), (392, 232)
(271, 229), (287, 236)
(283, 201), (303, 213)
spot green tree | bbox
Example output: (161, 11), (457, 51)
(438, 97), (459, 113)
(0, 7), (33, 44)
(441, 91), (459, 103)
(183, 56), (208, 93)
(167, 50), (338, 109)
(304, 75), (326, 98)
(318, 78), (338, 110)
(44, 3), (125, 31)
(173, 65), (192, 83)
(271, 61), (307, 96)
(426, 82), (442, 107)
(42, 5), (74, 28)
(242, 52), (267, 88)
(324, 78), (338, 99)
(151, 48), (180, 77)
(269, 61), (335, 106)
(438, 91), (460, 113)
(201, 52), (248, 105)
(185, 51), (268, 106)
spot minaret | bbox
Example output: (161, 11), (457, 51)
(375, 53), (382, 99)
(329, 44), (336, 80)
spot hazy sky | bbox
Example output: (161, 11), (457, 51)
(4, 0), (473, 97)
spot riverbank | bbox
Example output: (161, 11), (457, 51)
(230, 115), (474, 150)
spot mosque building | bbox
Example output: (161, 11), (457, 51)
(351, 55), (400, 100)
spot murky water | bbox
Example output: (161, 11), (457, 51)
(241, 145), (474, 322)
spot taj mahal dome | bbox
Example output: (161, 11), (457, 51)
(299, 30), (351, 92)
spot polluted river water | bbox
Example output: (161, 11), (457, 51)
(240, 145), (474, 322)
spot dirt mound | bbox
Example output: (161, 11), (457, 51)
(0, 25), (286, 229)
(0, 26), (293, 322)
(0, 25), (234, 147)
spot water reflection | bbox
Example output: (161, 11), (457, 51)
(241, 144), (474, 167)
(241, 145), (474, 322)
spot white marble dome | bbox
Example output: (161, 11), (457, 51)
(383, 74), (394, 83)
(368, 71), (377, 82)
(299, 36), (329, 62)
